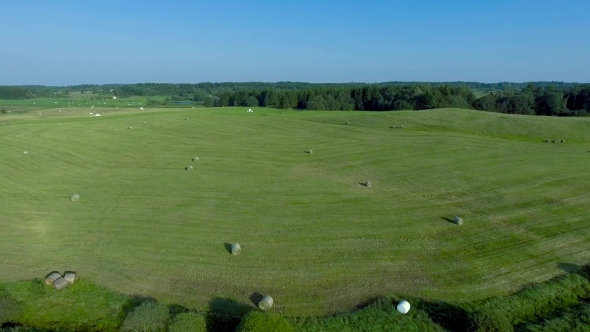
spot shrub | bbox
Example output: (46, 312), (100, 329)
(480, 273), (590, 325)
(168, 312), (206, 332)
(0, 109), (6, 114)
(520, 303), (590, 332)
(0, 297), (23, 324)
(236, 311), (293, 332)
(120, 302), (169, 332)
(467, 310), (513, 332)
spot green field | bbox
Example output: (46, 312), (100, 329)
(1, 106), (589, 317)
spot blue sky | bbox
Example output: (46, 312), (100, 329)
(0, 0), (588, 85)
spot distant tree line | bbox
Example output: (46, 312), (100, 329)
(2, 82), (589, 116)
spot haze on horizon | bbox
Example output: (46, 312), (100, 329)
(0, 0), (589, 86)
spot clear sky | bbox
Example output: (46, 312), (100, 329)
(0, 0), (589, 85)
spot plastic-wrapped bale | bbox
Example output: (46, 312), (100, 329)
(45, 272), (62, 285)
(453, 216), (464, 225)
(185, 118), (188, 120)
(128, 126), (132, 129)
(53, 277), (68, 290)
(258, 295), (274, 311)
(545, 139), (551, 143)
(193, 157), (199, 161)
(365, 181), (371, 188)
(308, 150), (313, 155)
(561, 139), (566, 143)
(143, 121), (147, 124)
(64, 271), (77, 285)
(71, 194), (80, 202)
(23, 151), (28, 154)
(231, 243), (241, 255)
(397, 300), (411, 314)
(186, 166), (193, 171)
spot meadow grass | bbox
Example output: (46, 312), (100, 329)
(0, 107), (589, 317)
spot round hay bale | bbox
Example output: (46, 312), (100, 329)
(58, 124), (61, 126)
(552, 140), (558, 143)
(185, 118), (188, 120)
(23, 150), (28, 154)
(63, 271), (77, 285)
(186, 166), (193, 171)
(346, 121), (350, 125)
(397, 300), (411, 314)
(258, 295), (274, 311)
(545, 139), (551, 143)
(561, 139), (565, 143)
(52, 277), (68, 290)
(231, 243), (241, 255)
(453, 216), (463, 225)
(143, 121), (147, 124)
(128, 126), (132, 129)
(71, 194), (80, 201)
(45, 272), (62, 285)
(192, 157), (199, 161)
(365, 181), (371, 188)
(308, 149), (313, 155)
(400, 125), (404, 128)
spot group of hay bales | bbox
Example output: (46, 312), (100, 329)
(45, 271), (77, 290)
(186, 156), (199, 171)
(392, 125), (404, 128)
(545, 139), (566, 143)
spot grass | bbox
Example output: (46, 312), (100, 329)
(0, 106), (589, 317)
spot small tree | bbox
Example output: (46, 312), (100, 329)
(121, 302), (170, 332)
(236, 311), (293, 332)
(168, 312), (206, 332)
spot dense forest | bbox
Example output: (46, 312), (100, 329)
(1, 82), (589, 116)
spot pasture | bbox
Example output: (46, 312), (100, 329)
(1, 106), (589, 316)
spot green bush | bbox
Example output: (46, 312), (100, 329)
(4, 279), (129, 332)
(0, 297), (23, 324)
(236, 311), (293, 332)
(480, 273), (590, 325)
(293, 298), (445, 332)
(120, 302), (169, 332)
(467, 310), (513, 332)
(0, 109), (6, 114)
(521, 303), (590, 332)
(168, 312), (206, 332)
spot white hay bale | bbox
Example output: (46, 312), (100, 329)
(128, 126), (132, 129)
(140, 107), (144, 110)
(231, 243), (241, 255)
(45, 272), (62, 285)
(308, 149), (313, 155)
(39, 113), (42, 115)
(143, 121), (147, 124)
(53, 277), (68, 290)
(397, 300), (411, 314)
(63, 272), (77, 285)
(185, 118), (188, 120)
(400, 125), (404, 128)
(71, 194), (80, 201)
(58, 124), (61, 126)
(453, 216), (464, 225)
(365, 181), (371, 188)
(95, 114), (100, 117)
(561, 139), (566, 143)
(193, 157), (199, 161)
(258, 295), (274, 311)
(23, 151), (28, 154)
(186, 166), (193, 171)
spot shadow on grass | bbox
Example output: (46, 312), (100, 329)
(223, 243), (233, 254)
(206, 297), (254, 332)
(249, 292), (264, 307)
(441, 217), (455, 224)
(417, 299), (471, 332)
(558, 262), (580, 273)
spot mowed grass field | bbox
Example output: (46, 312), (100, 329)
(1, 106), (590, 317)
